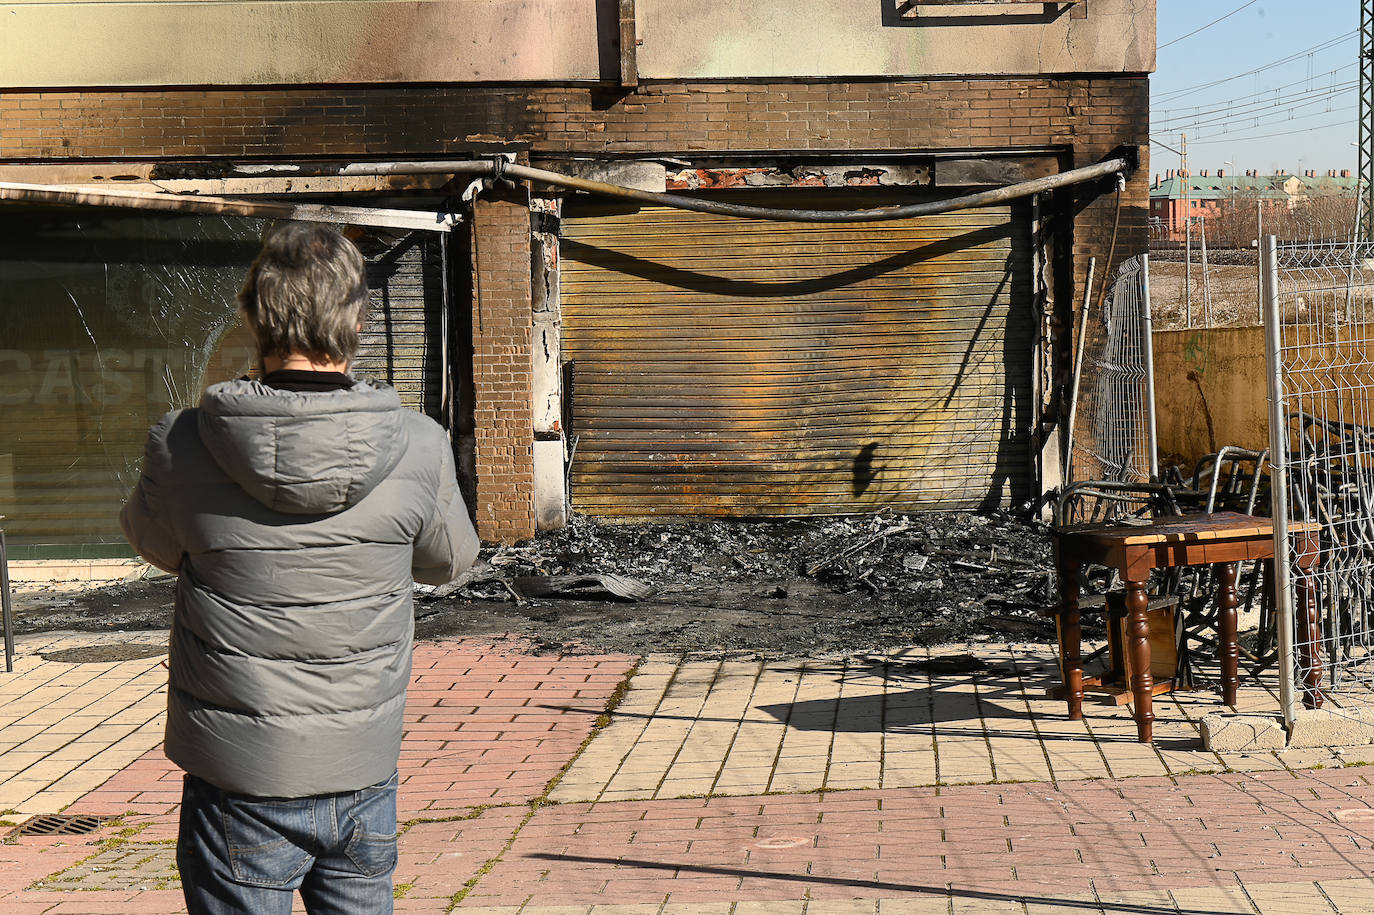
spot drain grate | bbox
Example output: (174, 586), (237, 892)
(11, 814), (106, 837)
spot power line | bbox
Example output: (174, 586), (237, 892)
(1155, 85), (1355, 135)
(1155, 31), (1356, 103)
(1154, 62), (1356, 116)
(1156, 78), (1354, 125)
(1158, 0), (1262, 51)
(1154, 30), (1357, 104)
(1188, 103), (1356, 142)
(1155, 81), (1357, 134)
(1182, 111), (1356, 145)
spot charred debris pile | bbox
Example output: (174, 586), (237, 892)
(421, 511), (1062, 640)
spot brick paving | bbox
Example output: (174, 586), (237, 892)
(7, 633), (1374, 912)
(0, 631), (168, 815)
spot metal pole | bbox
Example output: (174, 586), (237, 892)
(1185, 217), (1194, 328)
(1182, 136), (1192, 327)
(1262, 234), (1299, 726)
(1257, 200), (1264, 324)
(1064, 256), (1097, 485)
(1141, 254), (1160, 480)
(1200, 217), (1212, 326)
(1360, 0), (1374, 241)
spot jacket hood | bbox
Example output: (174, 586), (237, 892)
(197, 378), (408, 514)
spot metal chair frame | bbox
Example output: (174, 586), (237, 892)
(1051, 481), (1196, 679)
(1053, 456), (1272, 690)
(1173, 448), (1272, 682)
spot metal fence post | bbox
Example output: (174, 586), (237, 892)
(1064, 257), (1096, 485)
(1140, 254), (1159, 480)
(1261, 234), (1299, 727)
(1185, 218), (1193, 328)
(1256, 201), (1264, 324)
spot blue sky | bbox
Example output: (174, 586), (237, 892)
(1151, 0), (1359, 176)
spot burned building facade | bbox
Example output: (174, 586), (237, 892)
(0, 0), (1154, 554)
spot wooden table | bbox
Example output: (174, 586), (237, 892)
(1053, 512), (1321, 743)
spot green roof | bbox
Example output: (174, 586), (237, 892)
(1150, 175), (1285, 200)
(1151, 174), (1358, 201)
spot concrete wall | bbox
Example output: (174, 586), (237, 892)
(638, 0), (1154, 79)
(2, 0), (1153, 88)
(1152, 324), (1374, 467)
(0, 1), (604, 88)
(1152, 326), (1270, 465)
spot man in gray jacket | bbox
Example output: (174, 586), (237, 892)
(122, 222), (479, 913)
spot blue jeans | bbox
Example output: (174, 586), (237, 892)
(177, 770), (399, 914)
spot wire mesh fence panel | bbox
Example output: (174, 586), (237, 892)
(1148, 242), (1262, 331)
(1149, 194), (1360, 331)
(1069, 254), (1157, 487)
(1266, 237), (1374, 715)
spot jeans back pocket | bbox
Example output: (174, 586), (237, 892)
(343, 772), (399, 878)
(222, 795), (315, 888)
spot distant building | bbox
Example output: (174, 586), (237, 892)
(1149, 169), (1357, 243)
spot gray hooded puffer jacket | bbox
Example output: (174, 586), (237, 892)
(121, 378), (479, 797)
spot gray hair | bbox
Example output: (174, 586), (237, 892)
(237, 223), (369, 363)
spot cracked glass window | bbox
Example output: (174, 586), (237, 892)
(0, 206), (266, 557)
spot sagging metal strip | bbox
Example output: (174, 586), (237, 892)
(0, 181), (457, 232)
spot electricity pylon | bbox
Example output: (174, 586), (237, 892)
(1361, 0), (1374, 239)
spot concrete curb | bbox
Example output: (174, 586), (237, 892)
(1202, 708), (1374, 751)
(1287, 708), (1374, 749)
(1200, 712), (1287, 751)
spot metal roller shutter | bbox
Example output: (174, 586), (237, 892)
(559, 194), (1034, 517)
(354, 229), (446, 419)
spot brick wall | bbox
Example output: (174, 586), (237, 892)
(0, 79), (1145, 160)
(470, 191), (536, 543)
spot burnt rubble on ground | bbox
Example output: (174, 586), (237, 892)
(419, 510), (1063, 635)
(30, 510), (1072, 656)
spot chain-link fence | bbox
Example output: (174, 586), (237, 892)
(1068, 254), (1158, 486)
(1264, 236), (1374, 721)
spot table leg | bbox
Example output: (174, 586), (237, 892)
(1124, 576), (1154, 743)
(1216, 561), (1240, 707)
(1296, 569), (1323, 709)
(1058, 559), (1084, 720)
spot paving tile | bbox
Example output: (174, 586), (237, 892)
(731, 903), (809, 915)
(1239, 879), (1335, 913)
(1168, 885), (1257, 913)
(1316, 877), (1374, 914)
(875, 900), (955, 915)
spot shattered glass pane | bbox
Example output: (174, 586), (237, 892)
(0, 206), (267, 556)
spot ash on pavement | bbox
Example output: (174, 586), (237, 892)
(16, 512), (1073, 658)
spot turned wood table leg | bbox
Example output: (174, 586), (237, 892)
(1058, 559), (1084, 720)
(1296, 568), (1323, 709)
(1124, 576), (1154, 743)
(1216, 561), (1240, 707)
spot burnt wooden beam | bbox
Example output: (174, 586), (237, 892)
(619, 0), (637, 89)
(936, 156), (1059, 186)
